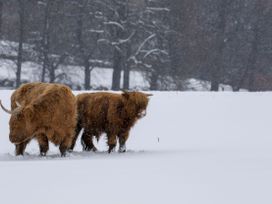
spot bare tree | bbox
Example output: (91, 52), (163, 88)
(72, 0), (104, 90)
(40, 0), (53, 82)
(246, 1), (266, 91)
(16, 0), (26, 88)
(34, 0), (53, 82)
(209, 0), (232, 91)
(107, 1), (129, 90)
(133, 0), (171, 90)
(31, 0), (69, 83)
(123, 42), (131, 90)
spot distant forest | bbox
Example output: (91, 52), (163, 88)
(0, 0), (272, 91)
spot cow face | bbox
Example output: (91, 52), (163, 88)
(122, 91), (151, 119)
(9, 109), (29, 144)
(0, 100), (32, 144)
(136, 100), (148, 119)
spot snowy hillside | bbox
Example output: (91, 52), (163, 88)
(0, 91), (272, 204)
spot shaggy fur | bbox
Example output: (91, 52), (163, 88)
(70, 91), (150, 153)
(4, 82), (77, 156)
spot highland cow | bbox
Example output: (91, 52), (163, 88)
(70, 91), (151, 153)
(0, 82), (77, 156)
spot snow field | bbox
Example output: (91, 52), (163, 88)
(0, 91), (272, 204)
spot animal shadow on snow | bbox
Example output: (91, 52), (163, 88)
(0, 150), (147, 162)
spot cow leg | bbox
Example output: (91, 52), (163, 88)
(15, 140), (30, 156)
(118, 131), (130, 153)
(36, 134), (49, 156)
(81, 130), (97, 152)
(69, 122), (82, 152)
(59, 136), (72, 157)
(107, 134), (117, 153)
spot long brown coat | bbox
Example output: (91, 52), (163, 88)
(70, 91), (150, 153)
(0, 82), (77, 156)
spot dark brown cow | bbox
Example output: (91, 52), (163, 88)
(70, 91), (151, 153)
(0, 82), (77, 156)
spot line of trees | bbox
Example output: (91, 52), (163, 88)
(0, 0), (272, 91)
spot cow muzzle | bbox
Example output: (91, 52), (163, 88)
(9, 134), (31, 144)
(138, 110), (146, 118)
(9, 134), (22, 144)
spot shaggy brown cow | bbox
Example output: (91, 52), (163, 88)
(0, 82), (77, 156)
(70, 91), (151, 153)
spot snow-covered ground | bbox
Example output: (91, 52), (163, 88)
(0, 91), (272, 204)
(0, 59), (150, 90)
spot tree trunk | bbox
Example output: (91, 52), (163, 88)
(210, 76), (220, 91)
(168, 34), (180, 77)
(16, 0), (25, 88)
(0, 0), (3, 39)
(76, 0), (92, 90)
(112, 47), (122, 90)
(210, 0), (229, 91)
(247, 2), (262, 91)
(232, 1), (261, 92)
(41, 55), (48, 82)
(84, 59), (91, 90)
(49, 65), (55, 83)
(123, 43), (131, 90)
(247, 44), (258, 92)
(123, 65), (130, 90)
(168, 3), (180, 78)
(41, 0), (52, 82)
(111, 1), (127, 91)
(150, 71), (158, 90)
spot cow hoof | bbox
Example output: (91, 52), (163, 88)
(83, 146), (93, 152)
(61, 152), (67, 157)
(40, 152), (46, 157)
(118, 149), (126, 153)
(108, 145), (116, 154)
(118, 144), (126, 153)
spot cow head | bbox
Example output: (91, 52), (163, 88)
(0, 100), (34, 144)
(122, 91), (152, 119)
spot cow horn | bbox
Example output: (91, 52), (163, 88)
(16, 101), (22, 107)
(0, 100), (12, 114)
(146, 93), (153, 97)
